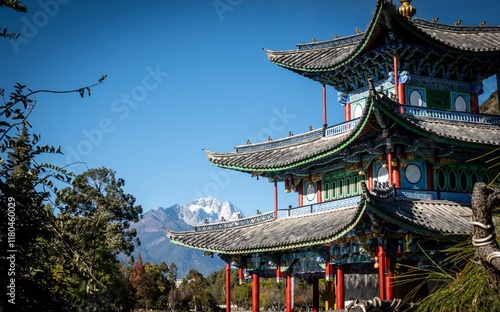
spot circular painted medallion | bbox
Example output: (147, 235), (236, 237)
(409, 90), (423, 106)
(454, 95), (467, 111)
(405, 163), (422, 184)
(377, 166), (389, 183)
(306, 183), (316, 201)
(353, 103), (363, 118)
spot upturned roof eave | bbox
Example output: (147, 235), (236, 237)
(165, 200), (368, 255)
(205, 98), (375, 173)
(264, 0), (385, 73)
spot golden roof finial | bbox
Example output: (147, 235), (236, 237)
(398, 0), (416, 20)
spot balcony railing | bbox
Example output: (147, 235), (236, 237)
(395, 188), (471, 205)
(194, 189), (472, 231)
(325, 119), (360, 137)
(235, 105), (498, 154)
(277, 196), (362, 219)
(404, 106), (500, 125)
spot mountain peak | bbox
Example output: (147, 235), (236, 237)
(182, 197), (242, 226)
(133, 197), (244, 277)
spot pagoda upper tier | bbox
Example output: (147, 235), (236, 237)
(264, 0), (500, 93)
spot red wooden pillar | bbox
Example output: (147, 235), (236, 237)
(367, 163), (373, 189)
(398, 83), (405, 105)
(385, 257), (394, 300)
(336, 266), (345, 309)
(274, 180), (278, 219)
(344, 101), (351, 122)
(276, 265), (284, 284)
(226, 262), (231, 312)
(323, 84), (327, 127)
(387, 150), (393, 185)
(286, 274), (293, 312)
(238, 267), (244, 285)
(393, 55), (399, 101)
(312, 278), (319, 312)
(298, 182), (303, 207)
(316, 181), (322, 203)
(377, 245), (386, 300)
(398, 82), (406, 113)
(252, 272), (259, 312)
(470, 92), (479, 113)
(324, 249), (335, 310)
(391, 152), (400, 188)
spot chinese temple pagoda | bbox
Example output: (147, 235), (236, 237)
(165, 0), (500, 311)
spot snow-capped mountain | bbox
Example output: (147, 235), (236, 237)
(132, 197), (244, 277)
(180, 197), (242, 226)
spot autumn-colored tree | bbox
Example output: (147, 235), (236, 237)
(130, 251), (149, 304)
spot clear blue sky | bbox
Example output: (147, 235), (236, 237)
(1, 0), (499, 217)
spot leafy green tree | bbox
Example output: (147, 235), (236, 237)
(168, 262), (178, 284)
(53, 167), (142, 310)
(260, 278), (285, 311)
(145, 261), (173, 309)
(179, 269), (217, 311)
(0, 81), (107, 311)
(0, 126), (63, 311)
(232, 282), (252, 310)
(206, 267), (227, 304)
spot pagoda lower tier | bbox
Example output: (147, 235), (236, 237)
(165, 182), (473, 309)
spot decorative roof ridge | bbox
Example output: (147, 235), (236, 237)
(412, 17), (500, 32)
(234, 128), (323, 153)
(188, 211), (276, 233)
(162, 213), (276, 236)
(392, 11), (500, 53)
(294, 33), (365, 51)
